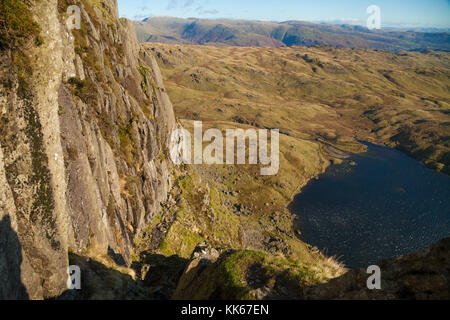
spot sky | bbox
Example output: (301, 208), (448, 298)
(117, 0), (450, 28)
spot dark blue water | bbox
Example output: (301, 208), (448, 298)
(290, 142), (450, 268)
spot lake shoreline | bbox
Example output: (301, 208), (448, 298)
(289, 142), (450, 269)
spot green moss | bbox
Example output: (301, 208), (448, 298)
(159, 239), (169, 253)
(150, 213), (163, 229)
(0, 0), (42, 50)
(12, 51), (33, 99)
(138, 65), (152, 98)
(159, 225), (205, 258)
(90, 0), (114, 24)
(218, 250), (266, 297)
(103, 52), (111, 69)
(155, 173), (242, 258)
(190, 250), (326, 300)
(118, 122), (136, 166)
(156, 202), (205, 258)
(177, 176), (203, 209)
(72, 25), (89, 55)
(262, 255), (323, 286)
(208, 187), (240, 242)
(68, 77), (98, 105)
(0, 0), (42, 98)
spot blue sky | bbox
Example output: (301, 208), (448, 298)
(117, 0), (450, 28)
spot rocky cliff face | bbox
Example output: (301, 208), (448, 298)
(0, 0), (175, 299)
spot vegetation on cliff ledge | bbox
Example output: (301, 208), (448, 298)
(0, 0), (43, 98)
(0, 0), (42, 50)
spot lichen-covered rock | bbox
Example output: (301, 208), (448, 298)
(0, 0), (175, 299)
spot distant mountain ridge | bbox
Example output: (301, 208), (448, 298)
(133, 16), (450, 52)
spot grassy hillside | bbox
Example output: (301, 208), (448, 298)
(147, 43), (450, 174)
(126, 43), (450, 299)
(134, 17), (450, 52)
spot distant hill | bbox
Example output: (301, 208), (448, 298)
(133, 16), (450, 52)
(145, 43), (450, 174)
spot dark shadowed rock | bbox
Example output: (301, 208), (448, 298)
(172, 242), (220, 300)
(304, 237), (450, 300)
(0, 216), (29, 300)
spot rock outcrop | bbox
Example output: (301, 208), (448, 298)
(172, 242), (220, 300)
(172, 243), (321, 300)
(172, 239), (449, 300)
(304, 237), (450, 300)
(0, 0), (175, 299)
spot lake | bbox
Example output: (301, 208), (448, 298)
(290, 142), (450, 269)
